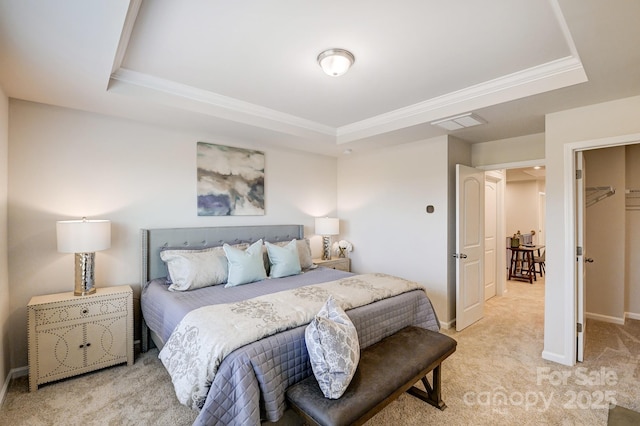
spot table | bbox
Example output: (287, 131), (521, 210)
(313, 257), (351, 272)
(507, 245), (545, 284)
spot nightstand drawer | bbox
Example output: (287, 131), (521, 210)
(313, 258), (351, 272)
(33, 294), (130, 326)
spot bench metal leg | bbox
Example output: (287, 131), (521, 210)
(406, 364), (446, 410)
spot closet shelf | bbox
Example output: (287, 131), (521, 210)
(586, 186), (615, 207)
(626, 189), (640, 211)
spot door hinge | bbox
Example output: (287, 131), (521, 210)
(577, 323), (583, 333)
(577, 246), (583, 256)
(576, 169), (582, 179)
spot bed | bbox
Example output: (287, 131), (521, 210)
(140, 225), (440, 425)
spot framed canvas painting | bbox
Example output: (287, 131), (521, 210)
(197, 142), (265, 216)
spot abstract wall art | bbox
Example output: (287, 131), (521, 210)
(197, 142), (265, 216)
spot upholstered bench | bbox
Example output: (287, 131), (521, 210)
(286, 326), (457, 426)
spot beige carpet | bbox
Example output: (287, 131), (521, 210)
(1, 279), (639, 425)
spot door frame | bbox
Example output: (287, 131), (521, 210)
(563, 132), (640, 363)
(575, 151), (586, 362)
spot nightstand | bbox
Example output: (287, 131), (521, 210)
(27, 285), (134, 392)
(313, 257), (351, 272)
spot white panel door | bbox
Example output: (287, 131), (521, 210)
(484, 179), (497, 300)
(576, 152), (587, 362)
(456, 164), (485, 331)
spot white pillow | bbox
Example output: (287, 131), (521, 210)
(223, 239), (267, 287)
(275, 239), (314, 270)
(160, 246), (229, 291)
(305, 296), (360, 399)
(265, 240), (301, 278)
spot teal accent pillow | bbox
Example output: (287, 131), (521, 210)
(223, 239), (267, 287)
(265, 240), (302, 278)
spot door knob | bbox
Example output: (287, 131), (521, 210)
(585, 258), (594, 263)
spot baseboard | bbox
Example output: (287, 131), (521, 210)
(0, 366), (28, 406)
(440, 318), (455, 329)
(11, 366), (28, 378)
(625, 312), (640, 321)
(586, 312), (625, 325)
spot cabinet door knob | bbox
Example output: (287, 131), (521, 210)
(79, 344), (84, 348)
(86, 343), (91, 347)
(81, 309), (88, 314)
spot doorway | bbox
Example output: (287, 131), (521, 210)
(456, 164), (545, 331)
(563, 133), (640, 364)
(485, 166), (546, 300)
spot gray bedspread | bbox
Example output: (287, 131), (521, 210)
(141, 268), (440, 425)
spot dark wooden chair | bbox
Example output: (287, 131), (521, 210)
(533, 249), (545, 277)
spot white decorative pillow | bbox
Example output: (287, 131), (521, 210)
(275, 239), (314, 270)
(265, 240), (301, 278)
(223, 239), (267, 287)
(305, 296), (360, 399)
(160, 246), (229, 291)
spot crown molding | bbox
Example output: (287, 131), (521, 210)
(110, 54), (585, 146)
(109, 68), (336, 137)
(106, 0), (586, 145)
(110, 0), (142, 75)
(336, 55), (587, 144)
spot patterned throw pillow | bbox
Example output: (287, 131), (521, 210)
(305, 296), (360, 399)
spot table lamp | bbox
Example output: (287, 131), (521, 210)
(56, 218), (111, 296)
(315, 217), (339, 260)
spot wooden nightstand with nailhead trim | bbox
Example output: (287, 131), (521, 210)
(313, 257), (351, 272)
(27, 285), (133, 391)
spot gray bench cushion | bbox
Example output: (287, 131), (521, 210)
(286, 326), (457, 426)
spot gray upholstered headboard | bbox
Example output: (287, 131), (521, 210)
(140, 225), (304, 285)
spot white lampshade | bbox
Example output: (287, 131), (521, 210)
(317, 49), (355, 77)
(315, 217), (339, 236)
(57, 219), (111, 253)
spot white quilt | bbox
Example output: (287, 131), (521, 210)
(158, 273), (424, 409)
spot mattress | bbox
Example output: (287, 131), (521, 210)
(142, 267), (351, 344)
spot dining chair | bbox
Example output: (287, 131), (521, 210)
(533, 249), (546, 277)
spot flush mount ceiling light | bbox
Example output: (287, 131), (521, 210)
(430, 112), (487, 131)
(317, 48), (355, 77)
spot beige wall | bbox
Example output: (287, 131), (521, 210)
(7, 100), (338, 369)
(625, 144), (640, 317)
(337, 135), (471, 326)
(472, 133), (544, 167)
(584, 147), (626, 321)
(0, 87), (9, 390)
(545, 95), (640, 365)
(506, 180), (542, 240)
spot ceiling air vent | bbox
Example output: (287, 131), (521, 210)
(431, 113), (487, 131)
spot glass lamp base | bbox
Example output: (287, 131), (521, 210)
(321, 236), (332, 260)
(74, 252), (97, 296)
